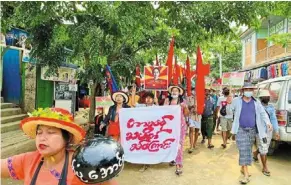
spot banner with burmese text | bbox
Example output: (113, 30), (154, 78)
(119, 106), (181, 164)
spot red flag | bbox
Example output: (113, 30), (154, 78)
(186, 56), (191, 96)
(155, 54), (159, 66)
(195, 46), (210, 115)
(135, 65), (141, 87)
(166, 37), (174, 84)
(173, 57), (179, 85)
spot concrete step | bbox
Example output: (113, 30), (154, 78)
(1, 114), (27, 124)
(1, 130), (35, 158)
(1, 108), (22, 118)
(1, 103), (17, 109)
(1, 97), (3, 103)
(0, 121), (21, 133)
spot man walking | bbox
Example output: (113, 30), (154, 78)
(231, 83), (272, 184)
(201, 86), (216, 149)
(253, 90), (280, 176)
(216, 87), (233, 149)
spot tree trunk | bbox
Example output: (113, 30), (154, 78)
(89, 82), (97, 124)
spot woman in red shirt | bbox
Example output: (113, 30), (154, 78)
(1, 108), (118, 185)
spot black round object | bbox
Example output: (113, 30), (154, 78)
(72, 135), (124, 184)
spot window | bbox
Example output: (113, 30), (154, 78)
(288, 80), (291, 104)
(269, 81), (283, 104)
(269, 20), (286, 46)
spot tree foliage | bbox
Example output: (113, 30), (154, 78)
(1, 1), (290, 122)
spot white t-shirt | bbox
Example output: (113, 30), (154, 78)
(217, 96), (233, 119)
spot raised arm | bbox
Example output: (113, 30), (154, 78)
(1, 159), (10, 178)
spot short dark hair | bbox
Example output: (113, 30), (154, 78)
(143, 92), (155, 99)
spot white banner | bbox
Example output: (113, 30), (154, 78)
(119, 105), (181, 164)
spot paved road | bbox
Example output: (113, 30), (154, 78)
(2, 134), (291, 185)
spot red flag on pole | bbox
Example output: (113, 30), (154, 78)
(166, 37), (174, 84)
(135, 65), (141, 87)
(186, 56), (191, 96)
(173, 56), (179, 85)
(195, 46), (210, 115)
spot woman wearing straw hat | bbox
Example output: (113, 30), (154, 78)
(253, 89), (279, 176)
(100, 91), (130, 141)
(1, 108), (117, 185)
(164, 85), (189, 175)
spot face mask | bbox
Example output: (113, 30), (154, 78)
(171, 94), (179, 99)
(260, 97), (270, 104)
(244, 91), (253, 98)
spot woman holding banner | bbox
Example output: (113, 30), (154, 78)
(100, 91), (130, 141)
(164, 85), (189, 175)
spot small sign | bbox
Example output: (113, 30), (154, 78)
(69, 84), (78, 92)
(222, 72), (245, 86)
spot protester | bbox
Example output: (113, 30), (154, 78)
(136, 91), (158, 172)
(253, 89), (280, 176)
(211, 88), (219, 134)
(164, 85), (189, 175)
(93, 107), (106, 136)
(231, 83), (272, 184)
(201, 86), (216, 149)
(100, 91), (130, 141)
(127, 84), (140, 107)
(216, 87), (233, 149)
(187, 87), (201, 153)
(1, 108), (117, 185)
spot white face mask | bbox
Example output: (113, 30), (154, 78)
(171, 94), (179, 99)
(244, 91), (253, 98)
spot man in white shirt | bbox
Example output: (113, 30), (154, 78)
(216, 87), (233, 149)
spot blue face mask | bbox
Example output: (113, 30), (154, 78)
(244, 91), (253, 98)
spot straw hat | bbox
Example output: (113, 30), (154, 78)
(168, 85), (185, 95)
(258, 90), (270, 97)
(21, 108), (86, 144)
(205, 86), (211, 90)
(242, 82), (257, 89)
(111, 91), (129, 104)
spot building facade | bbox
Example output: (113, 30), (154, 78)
(240, 16), (291, 83)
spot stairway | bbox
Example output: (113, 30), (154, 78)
(1, 97), (36, 158)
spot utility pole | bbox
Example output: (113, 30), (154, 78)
(219, 53), (222, 78)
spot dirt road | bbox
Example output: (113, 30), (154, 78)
(2, 135), (291, 185)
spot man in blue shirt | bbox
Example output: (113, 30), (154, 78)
(231, 83), (272, 184)
(201, 86), (216, 149)
(253, 90), (279, 177)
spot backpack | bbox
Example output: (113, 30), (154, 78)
(220, 101), (227, 116)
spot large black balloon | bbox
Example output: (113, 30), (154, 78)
(72, 135), (124, 184)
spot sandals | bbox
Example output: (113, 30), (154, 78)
(240, 170), (251, 177)
(169, 161), (176, 166)
(139, 165), (149, 172)
(208, 145), (214, 149)
(175, 169), (183, 176)
(262, 170), (271, 176)
(221, 144), (227, 149)
(188, 148), (194, 154)
(253, 157), (259, 163)
(239, 177), (250, 184)
(201, 139), (205, 144)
